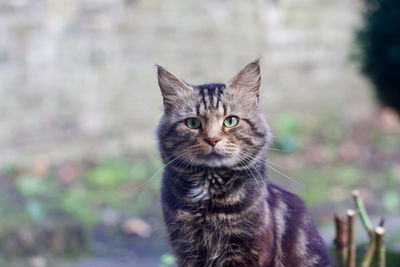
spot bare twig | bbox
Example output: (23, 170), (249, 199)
(352, 190), (373, 235)
(334, 214), (348, 267)
(375, 226), (386, 267)
(361, 231), (376, 267)
(333, 190), (387, 267)
(346, 209), (356, 267)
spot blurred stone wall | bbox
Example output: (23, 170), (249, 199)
(0, 0), (372, 165)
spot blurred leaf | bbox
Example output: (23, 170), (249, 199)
(16, 176), (49, 197)
(383, 190), (400, 214)
(335, 166), (361, 185)
(271, 136), (298, 151)
(160, 253), (176, 266)
(273, 113), (301, 151)
(61, 190), (85, 212)
(87, 167), (123, 187)
(87, 159), (149, 187)
(25, 199), (44, 222)
(275, 113), (299, 136)
(61, 189), (99, 226)
(300, 183), (329, 206)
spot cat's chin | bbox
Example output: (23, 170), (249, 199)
(201, 159), (228, 168)
(195, 152), (236, 168)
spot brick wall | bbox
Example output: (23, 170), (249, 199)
(0, 0), (372, 165)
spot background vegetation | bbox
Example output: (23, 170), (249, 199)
(357, 0), (400, 113)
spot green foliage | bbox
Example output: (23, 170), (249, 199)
(60, 189), (99, 226)
(16, 176), (52, 197)
(382, 190), (400, 214)
(159, 253), (176, 267)
(0, 156), (162, 236)
(272, 113), (300, 151)
(387, 251), (400, 267)
(87, 159), (145, 187)
(298, 169), (330, 206)
(357, 0), (400, 112)
(1, 132), (399, 262)
(335, 166), (361, 186)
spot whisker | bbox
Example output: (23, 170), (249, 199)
(238, 159), (262, 194)
(235, 152), (264, 195)
(136, 150), (193, 193)
(238, 150), (302, 186)
(246, 145), (294, 153)
(264, 159), (286, 170)
(265, 164), (302, 186)
(174, 154), (195, 185)
(266, 147), (294, 153)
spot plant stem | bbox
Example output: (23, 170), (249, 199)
(378, 218), (385, 227)
(352, 190), (372, 235)
(334, 214), (348, 267)
(346, 209), (356, 267)
(361, 231), (376, 267)
(375, 226), (386, 267)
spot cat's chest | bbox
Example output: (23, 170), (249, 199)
(172, 196), (269, 265)
(187, 169), (235, 202)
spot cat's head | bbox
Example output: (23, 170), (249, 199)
(157, 61), (272, 169)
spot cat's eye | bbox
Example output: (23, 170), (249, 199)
(185, 118), (201, 129)
(223, 116), (239, 128)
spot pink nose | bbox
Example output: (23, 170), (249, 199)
(205, 137), (221, 147)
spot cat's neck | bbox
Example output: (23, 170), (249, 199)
(165, 156), (267, 181)
(165, 156), (267, 202)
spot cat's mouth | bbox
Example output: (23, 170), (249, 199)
(206, 151), (224, 159)
(195, 150), (229, 167)
(198, 150), (224, 160)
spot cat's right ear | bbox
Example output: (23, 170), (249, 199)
(156, 65), (193, 112)
(227, 60), (261, 99)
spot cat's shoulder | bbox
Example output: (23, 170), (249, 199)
(266, 183), (307, 213)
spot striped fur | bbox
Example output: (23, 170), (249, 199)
(157, 61), (332, 267)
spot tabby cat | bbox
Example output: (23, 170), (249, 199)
(156, 61), (332, 267)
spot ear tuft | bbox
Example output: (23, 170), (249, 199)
(227, 60), (261, 98)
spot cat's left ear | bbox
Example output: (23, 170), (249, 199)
(227, 60), (261, 99)
(156, 65), (193, 112)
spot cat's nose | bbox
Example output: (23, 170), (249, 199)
(204, 137), (221, 147)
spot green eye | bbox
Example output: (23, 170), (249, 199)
(224, 116), (239, 128)
(185, 118), (201, 129)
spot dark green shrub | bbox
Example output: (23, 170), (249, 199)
(358, 0), (400, 112)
